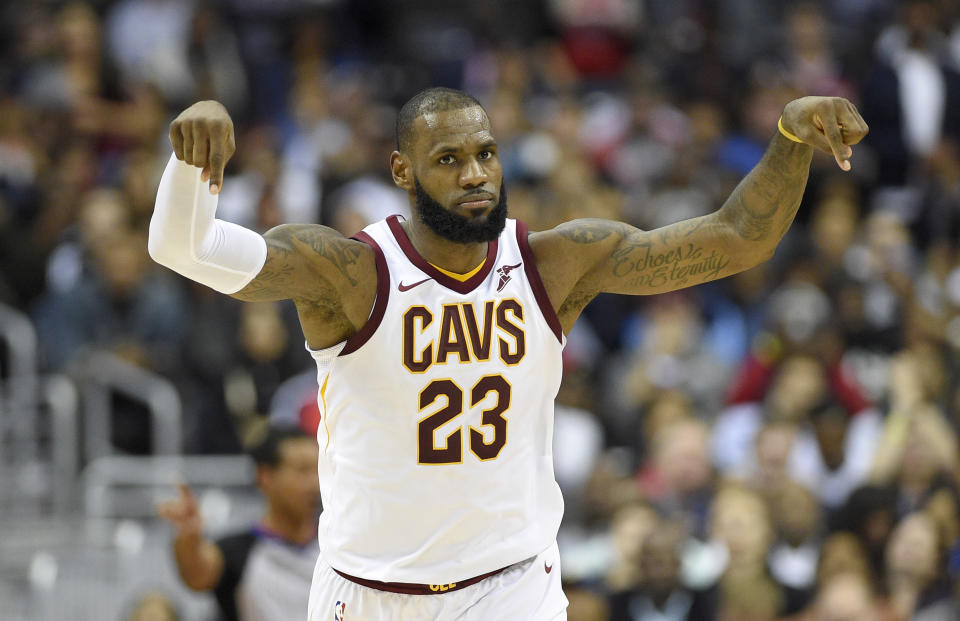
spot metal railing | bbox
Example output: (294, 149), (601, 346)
(43, 375), (78, 514)
(79, 350), (182, 460)
(83, 454), (256, 519)
(4, 374), (81, 515)
(0, 303), (39, 464)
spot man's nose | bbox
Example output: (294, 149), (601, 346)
(459, 157), (488, 188)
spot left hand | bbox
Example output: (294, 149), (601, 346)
(781, 96), (869, 171)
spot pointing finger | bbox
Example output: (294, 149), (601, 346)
(157, 500), (185, 522)
(156, 501), (173, 519)
(177, 482), (197, 509)
(208, 137), (226, 195)
(820, 107), (850, 171)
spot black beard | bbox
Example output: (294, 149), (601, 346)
(413, 179), (507, 243)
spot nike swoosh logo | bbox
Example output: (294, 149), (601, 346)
(398, 277), (432, 292)
(544, 562), (553, 574)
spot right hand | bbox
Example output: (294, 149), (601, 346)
(780, 96), (869, 171)
(157, 483), (204, 538)
(169, 100), (235, 194)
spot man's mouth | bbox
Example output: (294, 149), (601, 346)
(459, 198), (492, 210)
(457, 193), (494, 210)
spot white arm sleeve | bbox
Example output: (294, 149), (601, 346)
(148, 154), (267, 294)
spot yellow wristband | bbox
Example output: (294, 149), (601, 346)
(778, 116), (805, 144)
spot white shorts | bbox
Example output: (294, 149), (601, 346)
(307, 542), (568, 621)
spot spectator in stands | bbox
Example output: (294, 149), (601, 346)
(767, 481), (822, 611)
(224, 302), (310, 446)
(831, 485), (899, 586)
(882, 511), (959, 620)
(714, 354), (828, 474)
(637, 418), (715, 538)
(750, 421), (797, 498)
(923, 487), (960, 582)
(104, 0), (196, 105)
(815, 532), (874, 588)
(862, 0), (960, 187)
(618, 293), (731, 413)
(801, 399), (882, 509)
(45, 186), (131, 295)
(603, 501), (658, 595)
(33, 228), (188, 374)
(716, 351), (879, 509)
(686, 483), (788, 620)
(608, 520), (711, 621)
(781, 3), (855, 99)
(779, 571), (886, 621)
(157, 426), (320, 621)
(870, 400), (959, 516)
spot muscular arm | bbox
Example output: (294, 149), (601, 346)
(533, 134), (811, 330)
(585, 132), (811, 292)
(231, 224), (377, 349)
(532, 96), (868, 332)
(231, 224), (368, 302)
(148, 101), (377, 349)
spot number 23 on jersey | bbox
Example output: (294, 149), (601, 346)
(417, 374), (511, 465)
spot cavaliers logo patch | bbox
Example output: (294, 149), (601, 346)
(496, 262), (522, 292)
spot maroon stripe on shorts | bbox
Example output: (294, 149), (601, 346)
(333, 565), (507, 595)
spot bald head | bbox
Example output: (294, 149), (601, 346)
(395, 87), (485, 153)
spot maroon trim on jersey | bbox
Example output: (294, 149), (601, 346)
(516, 220), (563, 343)
(386, 215), (499, 294)
(333, 565), (508, 595)
(340, 231), (389, 356)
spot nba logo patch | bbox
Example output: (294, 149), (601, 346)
(334, 601), (346, 621)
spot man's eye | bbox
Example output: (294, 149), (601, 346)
(439, 155), (455, 165)
(479, 150), (493, 160)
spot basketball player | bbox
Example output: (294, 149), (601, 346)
(148, 88), (867, 620)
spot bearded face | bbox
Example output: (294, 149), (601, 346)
(413, 178), (507, 244)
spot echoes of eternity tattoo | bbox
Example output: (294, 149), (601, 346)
(554, 134), (812, 295)
(610, 239), (732, 290)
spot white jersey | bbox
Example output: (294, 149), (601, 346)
(308, 215), (565, 584)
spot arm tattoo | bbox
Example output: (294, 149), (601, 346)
(654, 218), (707, 244)
(556, 137), (810, 300)
(556, 219), (629, 244)
(609, 234), (732, 291)
(720, 135), (812, 243)
(232, 224), (362, 302)
(233, 250), (293, 300)
(290, 227), (363, 286)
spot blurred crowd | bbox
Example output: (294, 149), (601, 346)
(1, 0), (960, 620)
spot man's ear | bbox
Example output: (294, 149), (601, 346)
(391, 151), (413, 192)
